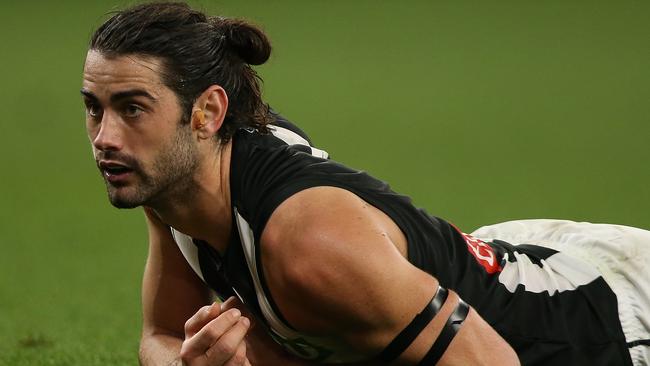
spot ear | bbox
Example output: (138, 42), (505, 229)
(191, 85), (228, 140)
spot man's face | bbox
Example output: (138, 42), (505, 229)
(82, 51), (198, 208)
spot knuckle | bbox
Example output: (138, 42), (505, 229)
(203, 325), (220, 341)
(179, 346), (192, 362)
(184, 318), (193, 331)
(179, 338), (202, 362)
(225, 308), (241, 322)
(240, 317), (250, 328)
(200, 305), (212, 317)
(185, 305), (216, 333)
(213, 340), (237, 357)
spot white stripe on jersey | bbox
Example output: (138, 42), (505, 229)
(498, 251), (600, 295)
(234, 208), (366, 363)
(170, 124), (324, 285)
(233, 208), (300, 338)
(169, 126), (359, 362)
(268, 125), (329, 159)
(170, 229), (205, 282)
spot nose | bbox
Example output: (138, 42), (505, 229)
(91, 112), (123, 152)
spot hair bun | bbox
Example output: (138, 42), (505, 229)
(218, 18), (271, 65)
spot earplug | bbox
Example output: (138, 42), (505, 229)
(193, 109), (206, 128)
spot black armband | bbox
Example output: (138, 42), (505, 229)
(375, 286), (449, 363)
(417, 298), (470, 365)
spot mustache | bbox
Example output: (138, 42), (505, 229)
(95, 151), (142, 171)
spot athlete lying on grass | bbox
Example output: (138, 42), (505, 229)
(82, 2), (650, 365)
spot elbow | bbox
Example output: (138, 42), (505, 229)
(138, 331), (184, 366)
(487, 340), (520, 366)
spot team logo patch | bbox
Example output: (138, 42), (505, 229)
(459, 232), (502, 274)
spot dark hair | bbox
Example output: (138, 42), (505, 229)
(89, 2), (272, 141)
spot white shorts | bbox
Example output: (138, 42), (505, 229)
(471, 219), (650, 365)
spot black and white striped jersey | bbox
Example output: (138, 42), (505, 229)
(171, 123), (632, 365)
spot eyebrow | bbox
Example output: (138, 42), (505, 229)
(80, 88), (159, 104)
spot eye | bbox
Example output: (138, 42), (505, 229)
(123, 104), (144, 118)
(85, 103), (103, 119)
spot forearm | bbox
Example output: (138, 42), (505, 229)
(139, 333), (183, 366)
(437, 308), (519, 366)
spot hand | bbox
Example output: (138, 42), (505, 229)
(220, 297), (312, 366)
(180, 297), (251, 366)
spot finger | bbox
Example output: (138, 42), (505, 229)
(181, 309), (243, 359)
(220, 296), (241, 312)
(223, 342), (248, 366)
(221, 297), (256, 330)
(204, 316), (251, 365)
(184, 302), (222, 338)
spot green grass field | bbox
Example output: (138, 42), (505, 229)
(1, 1), (648, 364)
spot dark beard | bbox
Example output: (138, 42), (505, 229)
(103, 124), (199, 209)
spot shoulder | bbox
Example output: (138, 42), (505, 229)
(232, 121), (327, 161)
(259, 186), (437, 346)
(231, 128), (333, 228)
(261, 186), (381, 263)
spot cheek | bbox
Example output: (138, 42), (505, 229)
(131, 134), (166, 167)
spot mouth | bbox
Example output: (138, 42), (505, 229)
(99, 160), (135, 184)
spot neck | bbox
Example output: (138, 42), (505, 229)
(148, 140), (233, 255)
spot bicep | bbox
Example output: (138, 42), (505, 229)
(141, 208), (212, 337)
(262, 187), (518, 365)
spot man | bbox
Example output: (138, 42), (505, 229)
(82, 2), (649, 365)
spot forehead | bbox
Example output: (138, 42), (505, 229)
(82, 50), (167, 97)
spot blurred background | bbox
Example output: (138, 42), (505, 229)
(0, 0), (648, 364)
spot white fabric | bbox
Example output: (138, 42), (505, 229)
(170, 228), (205, 282)
(472, 219), (650, 365)
(495, 250), (601, 295)
(268, 125), (329, 159)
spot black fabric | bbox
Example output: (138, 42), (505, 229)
(193, 239), (234, 300)
(418, 299), (470, 365)
(627, 339), (650, 348)
(208, 127), (633, 365)
(490, 240), (558, 267)
(377, 287), (449, 363)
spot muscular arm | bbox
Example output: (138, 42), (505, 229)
(139, 208), (311, 366)
(261, 187), (520, 365)
(139, 207), (213, 365)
